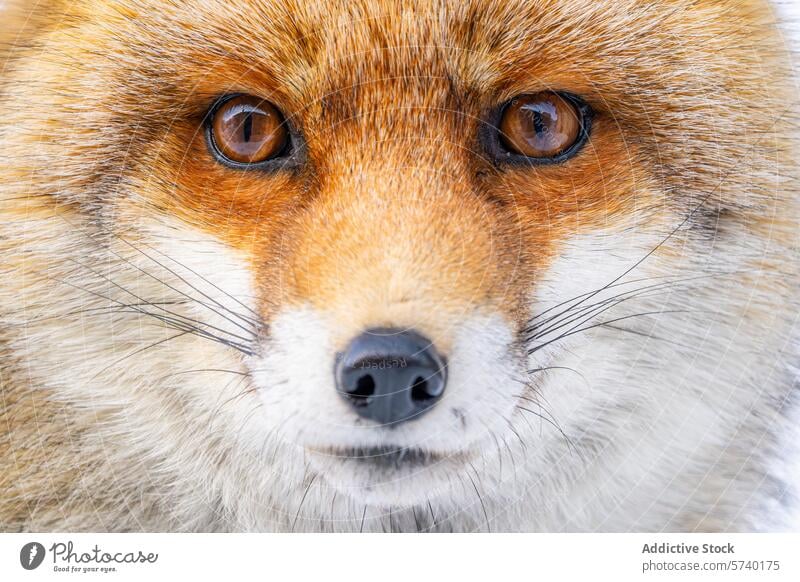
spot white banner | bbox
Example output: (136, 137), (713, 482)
(0, 533), (797, 581)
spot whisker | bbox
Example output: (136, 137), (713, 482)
(527, 366), (589, 383)
(466, 463), (491, 533)
(117, 236), (262, 323)
(525, 272), (686, 326)
(98, 238), (260, 334)
(527, 284), (685, 342)
(599, 323), (692, 349)
(528, 309), (693, 355)
(5, 300), (188, 324)
(66, 257), (255, 344)
(134, 236), (264, 320)
(162, 368), (252, 379)
(515, 404), (576, 453)
(42, 210), (264, 358)
(427, 499), (437, 529)
(209, 378), (260, 421)
(50, 275), (254, 355)
(526, 270), (741, 337)
(88, 330), (192, 381)
(291, 472), (318, 532)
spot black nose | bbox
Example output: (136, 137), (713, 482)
(335, 328), (447, 425)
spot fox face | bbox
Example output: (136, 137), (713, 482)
(0, 0), (798, 531)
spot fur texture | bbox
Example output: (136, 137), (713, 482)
(0, 0), (798, 531)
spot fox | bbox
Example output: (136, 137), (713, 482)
(0, 0), (799, 533)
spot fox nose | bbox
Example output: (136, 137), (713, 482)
(335, 328), (447, 426)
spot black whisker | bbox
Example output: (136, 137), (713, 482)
(515, 404), (576, 453)
(291, 472), (318, 532)
(88, 330), (192, 380)
(527, 285), (684, 343)
(526, 270), (741, 337)
(466, 463), (491, 533)
(163, 368), (252, 378)
(51, 275), (254, 355)
(528, 308), (691, 356)
(97, 239), (260, 335)
(427, 499), (437, 529)
(599, 323), (692, 349)
(67, 257), (255, 343)
(146, 241), (263, 318)
(525, 272), (684, 327)
(115, 235), (262, 326)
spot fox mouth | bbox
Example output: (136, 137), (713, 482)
(310, 445), (456, 469)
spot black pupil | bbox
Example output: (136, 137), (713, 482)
(242, 112), (254, 142)
(533, 111), (545, 134)
(527, 108), (553, 136)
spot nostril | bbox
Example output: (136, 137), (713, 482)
(410, 376), (432, 402)
(349, 374), (375, 406)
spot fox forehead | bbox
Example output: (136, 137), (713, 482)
(71, 0), (768, 109)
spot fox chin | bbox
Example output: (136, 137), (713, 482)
(0, 0), (799, 532)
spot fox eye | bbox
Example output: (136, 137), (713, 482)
(497, 92), (588, 161)
(207, 95), (289, 166)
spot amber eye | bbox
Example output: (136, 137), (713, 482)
(208, 95), (288, 165)
(498, 92), (586, 160)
